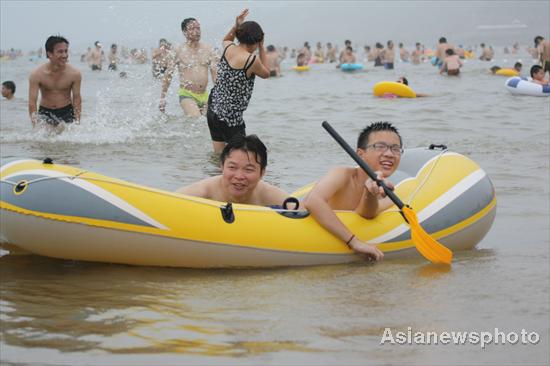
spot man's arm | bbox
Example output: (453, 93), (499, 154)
(259, 182), (290, 207)
(159, 52), (177, 113)
(71, 70), (82, 123)
(354, 172), (395, 219)
(28, 71), (39, 127)
(303, 167), (384, 260)
(209, 47), (219, 83)
(249, 41), (270, 79)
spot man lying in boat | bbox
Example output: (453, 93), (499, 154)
(303, 122), (403, 261)
(175, 134), (292, 206)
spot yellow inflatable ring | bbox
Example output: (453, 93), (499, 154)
(292, 65), (310, 72)
(373, 81), (417, 98)
(495, 68), (519, 77)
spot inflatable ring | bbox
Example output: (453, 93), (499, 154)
(373, 81), (417, 98)
(495, 68), (519, 77)
(340, 63), (363, 71)
(292, 65), (310, 72)
(505, 77), (550, 97)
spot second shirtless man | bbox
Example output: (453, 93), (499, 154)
(159, 17), (218, 118)
(28, 35), (82, 131)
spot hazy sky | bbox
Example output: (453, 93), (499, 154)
(1, 0), (549, 52)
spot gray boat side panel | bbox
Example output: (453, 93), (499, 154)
(1, 174), (154, 227)
(389, 148), (446, 185)
(389, 176), (495, 242)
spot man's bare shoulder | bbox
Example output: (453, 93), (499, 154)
(177, 175), (220, 198)
(66, 64), (82, 77)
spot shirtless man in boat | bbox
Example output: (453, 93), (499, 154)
(303, 121), (403, 261)
(176, 134), (292, 206)
(159, 17), (218, 117)
(28, 35), (82, 131)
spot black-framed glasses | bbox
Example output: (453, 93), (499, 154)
(366, 142), (404, 155)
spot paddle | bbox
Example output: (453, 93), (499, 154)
(322, 121), (452, 265)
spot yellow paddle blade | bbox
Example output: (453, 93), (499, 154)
(402, 206), (453, 265)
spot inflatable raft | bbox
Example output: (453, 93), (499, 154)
(0, 149), (496, 268)
(505, 77), (550, 97)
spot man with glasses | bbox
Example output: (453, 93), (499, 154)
(303, 121), (403, 261)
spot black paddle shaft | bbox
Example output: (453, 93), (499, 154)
(322, 121), (405, 210)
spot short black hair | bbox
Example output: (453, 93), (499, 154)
(2, 80), (15, 94)
(357, 122), (402, 150)
(45, 35), (69, 56)
(445, 48), (454, 56)
(181, 17), (197, 32)
(439, 37), (447, 43)
(400, 77), (409, 85)
(266, 45), (275, 52)
(220, 134), (268, 172)
(534, 36), (544, 46)
(514, 62), (522, 69)
(236, 21), (264, 45)
(531, 64), (543, 78)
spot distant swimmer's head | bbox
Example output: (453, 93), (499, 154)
(415, 42), (421, 48)
(398, 42), (404, 48)
(439, 37), (447, 44)
(45, 35), (69, 61)
(530, 65), (544, 80)
(490, 66), (501, 74)
(182, 18), (201, 42)
(266, 45), (276, 52)
(357, 122), (403, 177)
(387, 40), (393, 48)
(534, 36), (544, 47)
(345, 40), (352, 47)
(365, 45), (371, 51)
(445, 48), (455, 56)
(94, 41), (102, 48)
(236, 21), (264, 46)
(514, 62), (522, 72)
(397, 77), (408, 85)
(2, 80), (16, 100)
(119, 72), (128, 79)
(375, 42), (383, 49)
(480, 43), (485, 48)
(111, 44), (117, 51)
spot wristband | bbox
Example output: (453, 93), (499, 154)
(345, 234), (355, 247)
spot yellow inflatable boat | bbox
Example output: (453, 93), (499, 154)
(0, 149), (496, 268)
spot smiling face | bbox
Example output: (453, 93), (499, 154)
(184, 20), (201, 42)
(221, 149), (264, 201)
(47, 42), (69, 66)
(358, 131), (402, 177)
(532, 68), (545, 81)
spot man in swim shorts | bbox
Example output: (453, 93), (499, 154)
(159, 18), (218, 117)
(28, 35), (82, 128)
